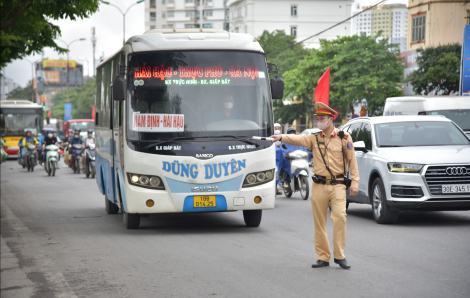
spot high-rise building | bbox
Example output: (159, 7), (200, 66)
(228, 0), (353, 48)
(351, 3), (408, 53)
(0, 76), (20, 101)
(145, 0), (229, 31)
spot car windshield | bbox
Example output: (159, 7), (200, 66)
(375, 121), (470, 147)
(69, 122), (94, 131)
(126, 51), (272, 141)
(427, 110), (470, 131)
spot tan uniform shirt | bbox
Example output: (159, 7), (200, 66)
(281, 128), (360, 188)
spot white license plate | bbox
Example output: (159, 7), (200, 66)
(442, 184), (470, 193)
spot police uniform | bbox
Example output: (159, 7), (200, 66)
(279, 102), (359, 269)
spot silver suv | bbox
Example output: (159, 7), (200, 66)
(341, 115), (470, 224)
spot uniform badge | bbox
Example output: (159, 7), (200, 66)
(347, 142), (353, 150)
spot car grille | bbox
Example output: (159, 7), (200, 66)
(424, 165), (470, 196)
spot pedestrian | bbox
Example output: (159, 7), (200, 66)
(270, 102), (359, 269)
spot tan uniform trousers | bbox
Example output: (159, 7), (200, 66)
(311, 182), (347, 261)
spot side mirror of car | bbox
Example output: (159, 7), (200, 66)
(353, 141), (368, 153)
(112, 77), (126, 101)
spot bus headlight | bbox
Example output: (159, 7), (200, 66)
(242, 169), (275, 188)
(127, 173), (165, 190)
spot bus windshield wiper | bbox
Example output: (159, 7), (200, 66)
(379, 145), (403, 147)
(216, 135), (259, 147)
(142, 136), (215, 149)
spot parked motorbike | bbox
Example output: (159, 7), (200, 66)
(83, 143), (96, 178)
(276, 143), (310, 200)
(24, 144), (38, 171)
(71, 144), (83, 174)
(0, 139), (8, 164)
(44, 144), (60, 176)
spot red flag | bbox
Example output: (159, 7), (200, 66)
(92, 106), (95, 120)
(314, 67), (330, 105)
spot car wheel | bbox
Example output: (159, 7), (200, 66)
(243, 210), (262, 227)
(371, 177), (398, 224)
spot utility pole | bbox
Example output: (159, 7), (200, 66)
(102, 0), (145, 46)
(223, 0), (228, 31)
(57, 38), (86, 102)
(91, 27), (97, 77)
(24, 58), (35, 103)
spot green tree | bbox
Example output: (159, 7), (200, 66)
(406, 43), (461, 95)
(50, 78), (95, 120)
(6, 83), (34, 100)
(256, 30), (310, 123)
(280, 33), (403, 122)
(0, 0), (100, 69)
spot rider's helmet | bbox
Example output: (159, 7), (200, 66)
(287, 127), (297, 134)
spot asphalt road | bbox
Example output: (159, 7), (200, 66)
(1, 160), (470, 298)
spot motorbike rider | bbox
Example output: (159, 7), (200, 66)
(18, 130), (38, 162)
(81, 130), (95, 170)
(69, 130), (84, 168)
(42, 130), (59, 167)
(279, 127), (300, 188)
(274, 123), (282, 147)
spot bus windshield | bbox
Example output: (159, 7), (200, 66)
(126, 51), (272, 141)
(69, 121), (94, 131)
(0, 109), (41, 136)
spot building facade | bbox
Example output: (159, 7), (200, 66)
(228, 0), (353, 48)
(145, 0), (229, 31)
(0, 76), (20, 101)
(407, 0), (470, 51)
(352, 3), (408, 53)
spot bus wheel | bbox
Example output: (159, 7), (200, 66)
(105, 197), (119, 214)
(243, 210), (262, 227)
(123, 212), (140, 229)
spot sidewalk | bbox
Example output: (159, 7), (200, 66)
(0, 236), (35, 298)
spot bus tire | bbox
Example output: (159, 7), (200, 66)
(123, 212), (140, 229)
(105, 197), (119, 214)
(243, 210), (262, 227)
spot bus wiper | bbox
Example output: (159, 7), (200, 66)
(216, 135), (259, 147)
(380, 145), (403, 147)
(142, 136), (214, 149)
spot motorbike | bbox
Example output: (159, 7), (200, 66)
(24, 144), (38, 171)
(71, 144), (83, 174)
(44, 144), (60, 176)
(0, 139), (8, 163)
(83, 143), (96, 178)
(276, 143), (310, 200)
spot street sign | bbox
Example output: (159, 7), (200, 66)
(460, 25), (470, 95)
(64, 103), (72, 121)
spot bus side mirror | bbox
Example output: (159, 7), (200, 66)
(271, 76), (284, 100)
(113, 77), (126, 101)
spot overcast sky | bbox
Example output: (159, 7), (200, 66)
(4, 0), (408, 87)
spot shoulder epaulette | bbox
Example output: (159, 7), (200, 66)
(342, 132), (349, 140)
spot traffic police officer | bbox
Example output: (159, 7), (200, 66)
(270, 102), (359, 269)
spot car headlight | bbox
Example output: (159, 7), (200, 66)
(387, 163), (423, 173)
(242, 169), (275, 188)
(127, 173), (165, 190)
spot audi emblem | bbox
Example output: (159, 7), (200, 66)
(446, 167), (468, 175)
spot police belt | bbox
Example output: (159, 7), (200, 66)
(312, 174), (345, 185)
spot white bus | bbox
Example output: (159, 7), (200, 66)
(95, 29), (284, 229)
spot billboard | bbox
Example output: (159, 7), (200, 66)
(44, 71), (60, 83)
(461, 25), (470, 95)
(64, 103), (72, 121)
(42, 59), (76, 68)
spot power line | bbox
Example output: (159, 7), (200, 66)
(266, 0), (387, 57)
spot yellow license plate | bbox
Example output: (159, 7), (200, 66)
(193, 196), (216, 208)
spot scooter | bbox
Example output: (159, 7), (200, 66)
(83, 143), (96, 178)
(71, 144), (83, 174)
(276, 143), (310, 200)
(44, 144), (60, 176)
(24, 144), (38, 172)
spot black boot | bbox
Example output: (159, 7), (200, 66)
(311, 260), (329, 268)
(334, 258), (351, 269)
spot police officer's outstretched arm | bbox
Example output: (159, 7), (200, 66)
(270, 134), (314, 149)
(344, 134), (359, 196)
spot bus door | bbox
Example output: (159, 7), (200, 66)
(112, 88), (124, 208)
